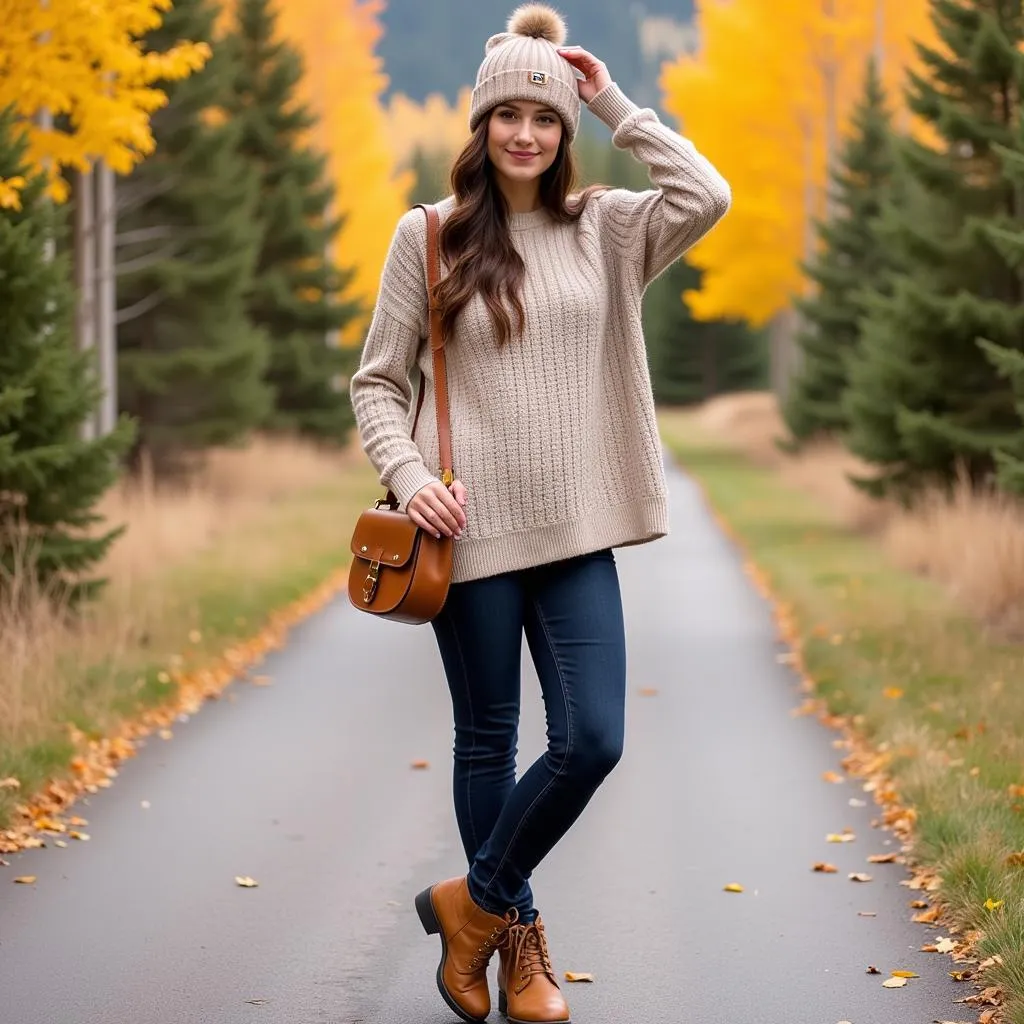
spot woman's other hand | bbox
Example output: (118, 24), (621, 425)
(556, 46), (612, 104)
(407, 479), (468, 540)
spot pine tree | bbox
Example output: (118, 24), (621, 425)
(843, 1), (1024, 498)
(0, 111), (133, 602)
(228, 0), (362, 439)
(980, 339), (1024, 491)
(116, 0), (270, 476)
(782, 57), (895, 448)
(644, 258), (767, 405)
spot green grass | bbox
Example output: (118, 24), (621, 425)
(659, 412), (1024, 1023)
(0, 461), (381, 832)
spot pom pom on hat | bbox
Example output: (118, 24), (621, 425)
(507, 4), (567, 45)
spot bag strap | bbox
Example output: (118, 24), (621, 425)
(383, 203), (453, 507)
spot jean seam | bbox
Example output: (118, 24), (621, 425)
(446, 612), (480, 856)
(476, 591), (574, 911)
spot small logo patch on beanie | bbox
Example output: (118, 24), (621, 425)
(528, 70), (549, 86)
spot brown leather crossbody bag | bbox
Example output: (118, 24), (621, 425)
(348, 204), (454, 624)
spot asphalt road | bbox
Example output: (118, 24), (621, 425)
(0, 461), (967, 1024)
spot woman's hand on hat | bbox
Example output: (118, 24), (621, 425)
(408, 478), (468, 540)
(556, 46), (611, 104)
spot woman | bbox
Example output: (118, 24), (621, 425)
(350, 5), (730, 1022)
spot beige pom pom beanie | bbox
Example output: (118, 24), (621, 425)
(470, 4), (581, 142)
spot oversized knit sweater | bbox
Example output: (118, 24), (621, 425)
(350, 83), (731, 584)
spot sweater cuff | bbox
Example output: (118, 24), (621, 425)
(386, 460), (439, 508)
(587, 82), (641, 132)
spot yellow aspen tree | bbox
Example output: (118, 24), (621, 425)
(271, 0), (412, 338)
(383, 88), (473, 169)
(660, 0), (937, 326)
(0, 0), (209, 201)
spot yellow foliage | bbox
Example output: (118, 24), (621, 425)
(271, 0), (412, 341)
(661, 0), (937, 326)
(0, 177), (26, 211)
(0, 0), (210, 201)
(383, 88), (473, 168)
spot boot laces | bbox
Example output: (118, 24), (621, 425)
(503, 919), (555, 987)
(467, 909), (517, 971)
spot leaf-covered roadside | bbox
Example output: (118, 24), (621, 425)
(659, 412), (1024, 1024)
(0, 458), (382, 841)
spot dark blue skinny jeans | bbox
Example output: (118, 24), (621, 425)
(430, 548), (626, 921)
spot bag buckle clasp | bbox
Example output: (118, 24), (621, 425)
(363, 559), (381, 604)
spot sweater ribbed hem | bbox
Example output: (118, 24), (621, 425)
(586, 82), (641, 133)
(386, 460), (438, 507)
(450, 495), (669, 583)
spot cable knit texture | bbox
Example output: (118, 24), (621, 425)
(350, 83), (731, 584)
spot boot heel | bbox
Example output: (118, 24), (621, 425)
(415, 886), (441, 935)
(497, 989), (508, 1016)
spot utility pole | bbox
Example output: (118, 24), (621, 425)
(74, 169), (98, 440)
(95, 161), (117, 436)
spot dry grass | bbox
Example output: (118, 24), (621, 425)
(668, 393), (1024, 631)
(0, 434), (380, 817)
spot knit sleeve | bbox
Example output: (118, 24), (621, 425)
(349, 209), (439, 507)
(586, 82), (731, 286)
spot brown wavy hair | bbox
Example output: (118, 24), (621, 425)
(435, 114), (608, 346)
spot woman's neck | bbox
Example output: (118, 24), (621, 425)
(497, 177), (542, 214)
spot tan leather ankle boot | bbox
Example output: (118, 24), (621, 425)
(415, 876), (511, 1022)
(496, 915), (570, 1023)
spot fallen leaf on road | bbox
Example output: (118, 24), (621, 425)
(813, 862), (838, 873)
(949, 970), (972, 982)
(68, 831), (89, 841)
(638, 688), (659, 697)
(935, 937), (956, 953)
(235, 876), (259, 888)
(68, 817), (87, 827)
(858, 911), (877, 917)
(983, 898), (1003, 911)
(827, 831), (856, 843)
(251, 675), (273, 686)
(882, 977), (907, 988)
(723, 883), (744, 893)
(849, 798), (867, 807)
(913, 906), (941, 924)
(158, 729), (173, 741)
(909, 900), (928, 909)
(849, 873), (873, 883)
(564, 972), (594, 982)
(410, 760), (430, 770)
(822, 771), (844, 784)
(244, 998), (269, 1005)
(866, 965), (881, 974)
(891, 970), (919, 978)
(979, 1011), (997, 1024)
(868, 853), (898, 864)
(54, 840), (67, 848)
(13, 875), (36, 884)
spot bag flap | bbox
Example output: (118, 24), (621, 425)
(351, 507), (420, 567)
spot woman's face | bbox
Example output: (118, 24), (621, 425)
(487, 100), (563, 186)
